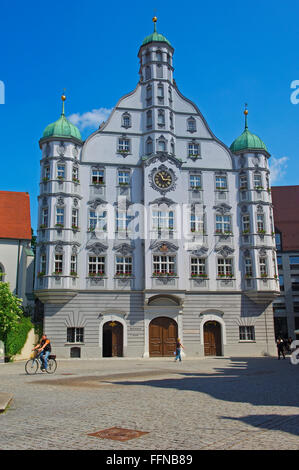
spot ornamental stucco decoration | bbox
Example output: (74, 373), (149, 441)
(113, 243), (135, 256)
(150, 240), (178, 253)
(149, 196), (175, 207)
(215, 245), (235, 258)
(213, 203), (232, 215)
(144, 153), (182, 169)
(72, 145), (79, 159)
(55, 243), (64, 253)
(87, 242), (108, 255)
(57, 197), (64, 206)
(87, 198), (107, 209)
(191, 246), (208, 257)
(57, 142), (65, 156)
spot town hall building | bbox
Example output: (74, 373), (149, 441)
(35, 18), (279, 358)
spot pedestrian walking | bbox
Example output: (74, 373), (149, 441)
(276, 337), (286, 360)
(174, 338), (184, 362)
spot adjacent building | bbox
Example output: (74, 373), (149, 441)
(0, 191), (34, 308)
(34, 19), (279, 358)
(272, 185), (299, 340)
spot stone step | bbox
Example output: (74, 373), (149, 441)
(0, 393), (13, 412)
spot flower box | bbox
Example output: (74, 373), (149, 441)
(72, 178), (80, 184)
(217, 273), (234, 279)
(72, 225), (79, 231)
(52, 271), (63, 276)
(57, 176), (65, 181)
(37, 272), (45, 278)
(153, 272), (176, 277)
(115, 272), (132, 277)
(70, 271), (78, 277)
(42, 177), (49, 183)
(55, 223), (64, 228)
(92, 181), (105, 185)
(88, 272), (105, 277)
(39, 224), (47, 229)
(191, 273), (207, 278)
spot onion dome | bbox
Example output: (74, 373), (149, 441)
(230, 106), (267, 153)
(142, 16), (172, 47)
(41, 94), (82, 142)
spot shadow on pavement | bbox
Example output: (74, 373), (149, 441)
(221, 414), (299, 437)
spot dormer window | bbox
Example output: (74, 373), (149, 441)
(122, 113), (131, 129)
(187, 117), (196, 133)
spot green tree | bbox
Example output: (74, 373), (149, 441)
(0, 282), (23, 343)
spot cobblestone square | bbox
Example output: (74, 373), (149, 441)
(0, 356), (298, 450)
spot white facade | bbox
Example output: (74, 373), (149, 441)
(35, 28), (279, 358)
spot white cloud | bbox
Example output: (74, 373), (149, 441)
(68, 107), (112, 131)
(269, 156), (289, 184)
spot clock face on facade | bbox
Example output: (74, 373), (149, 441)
(154, 170), (173, 189)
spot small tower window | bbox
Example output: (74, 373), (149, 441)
(122, 113), (131, 129)
(156, 64), (163, 79)
(146, 110), (152, 128)
(146, 85), (152, 105)
(146, 137), (153, 155)
(157, 138), (166, 152)
(158, 109), (165, 126)
(187, 117), (196, 133)
(156, 50), (162, 62)
(145, 66), (151, 80)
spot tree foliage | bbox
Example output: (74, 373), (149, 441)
(0, 282), (23, 342)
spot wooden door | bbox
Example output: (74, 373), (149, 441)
(103, 322), (123, 357)
(204, 321), (222, 356)
(149, 317), (178, 357)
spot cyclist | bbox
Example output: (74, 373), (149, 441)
(33, 334), (52, 371)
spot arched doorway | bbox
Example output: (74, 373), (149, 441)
(103, 321), (123, 357)
(204, 321), (222, 356)
(149, 317), (178, 357)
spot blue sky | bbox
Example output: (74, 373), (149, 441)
(0, 0), (298, 232)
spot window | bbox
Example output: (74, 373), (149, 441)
(156, 64), (163, 78)
(146, 137), (153, 155)
(277, 256), (282, 268)
(89, 210), (106, 231)
(158, 139), (166, 152)
(57, 165), (65, 180)
(88, 256), (105, 275)
(170, 140), (175, 155)
(245, 257), (253, 277)
(254, 173), (263, 189)
(289, 256), (299, 267)
(146, 85), (152, 104)
(72, 209), (79, 229)
(41, 208), (48, 227)
(157, 85), (164, 99)
(55, 207), (64, 226)
(43, 166), (50, 181)
(257, 214), (265, 233)
(72, 166), (79, 182)
(239, 326), (255, 341)
(67, 327), (84, 343)
(215, 175), (227, 190)
(118, 170), (130, 185)
(169, 112), (174, 129)
(168, 87), (172, 102)
(145, 66), (151, 80)
(92, 169), (104, 185)
(122, 113), (131, 128)
(259, 257), (267, 277)
(191, 258), (206, 277)
(190, 174), (201, 189)
(54, 253), (63, 274)
(279, 274), (284, 291)
(240, 174), (247, 189)
(40, 254), (46, 275)
(153, 255), (176, 276)
(116, 210), (130, 232)
(118, 138), (130, 152)
(70, 255), (77, 275)
(156, 50), (162, 62)
(190, 211), (204, 234)
(188, 143), (200, 157)
(152, 210), (174, 231)
(216, 215), (231, 234)
(217, 259), (233, 277)
(158, 109), (165, 126)
(146, 110), (152, 128)
(116, 256), (132, 276)
(145, 51), (150, 64)
(242, 215), (250, 233)
(187, 117), (196, 132)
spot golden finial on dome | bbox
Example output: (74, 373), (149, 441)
(244, 103), (248, 129)
(152, 14), (157, 32)
(61, 89), (66, 115)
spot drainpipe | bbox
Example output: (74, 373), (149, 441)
(16, 239), (21, 297)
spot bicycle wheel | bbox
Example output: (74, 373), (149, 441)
(25, 359), (38, 375)
(46, 358), (57, 374)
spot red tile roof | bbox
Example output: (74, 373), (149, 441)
(0, 191), (32, 240)
(272, 186), (299, 251)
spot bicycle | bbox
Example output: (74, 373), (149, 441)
(25, 351), (57, 375)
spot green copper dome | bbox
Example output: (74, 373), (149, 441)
(142, 31), (171, 47)
(230, 109), (267, 153)
(42, 96), (82, 141)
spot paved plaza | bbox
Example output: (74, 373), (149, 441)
(0, 356), (298, 450)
